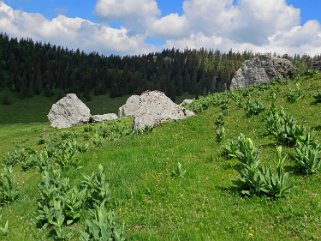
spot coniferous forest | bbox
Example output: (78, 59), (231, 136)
(0, 33), (319, 101)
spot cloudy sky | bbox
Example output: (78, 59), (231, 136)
(0, 0), (321, 56)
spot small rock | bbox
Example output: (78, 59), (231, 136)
(90, 113), (118, 123)
(180, 99), (194, 106)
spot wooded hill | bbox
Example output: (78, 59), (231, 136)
(0, 33), (319, 100)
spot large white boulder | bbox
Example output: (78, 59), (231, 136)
(230, 55), (296, 89)
(48, 93), (91, 129)
(119, 90), (195, 129)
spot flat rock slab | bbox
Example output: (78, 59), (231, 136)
(48, 93), (91, 129)
(119, 90), (195, 129)
(230, 55), (296, 89)
(90, 113), (118, 123)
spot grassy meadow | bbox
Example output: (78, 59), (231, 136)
(0, 73), (321, 240)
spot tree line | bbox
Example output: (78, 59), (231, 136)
(0, 33), (319, 101)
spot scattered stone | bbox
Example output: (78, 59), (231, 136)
(230, 54), (296, 89)
(119, 90), (195, 129)
(180, 99), (194, 106)
(311, 60), (321, 71)
(48, 93), (91, 129)
(90, 113), (118, 123)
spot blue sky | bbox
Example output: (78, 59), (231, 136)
(1, 0), (321, 55)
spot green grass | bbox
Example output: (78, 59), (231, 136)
(1, 74), (321, 240)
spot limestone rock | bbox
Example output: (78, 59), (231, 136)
(90, 113), (118, 123)
(48, 93), (91, 129)
(230, 55), (296, 89)
(311, 60), (321, 71)
(180, 99), (194, 106)
(119, 90), (195, 129)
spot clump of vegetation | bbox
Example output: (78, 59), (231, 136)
(233, 138), (292, 199)
(265, 108), (305, 146)
(313, 91), (321, 103)
(80, 202), (125, 241)
(3, 148), (29, 167)
(171, 162), (186, 178)
(0, 166), (19, 205)
(215, 113), (225, 126)
(293, 139), (321, 174)
(286, 83), (303, 103)
(215, 126), (225, 144)
(244, 99), (265, 116)
(0, 220), (9, 236)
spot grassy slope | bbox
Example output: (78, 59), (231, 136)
(1, 74), (321, 240)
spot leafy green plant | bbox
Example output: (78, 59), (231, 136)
(293, 141), (321, 174)
(244, 99), (265, 116)
(306, 69), (319, 77)
(286, 83), (303, 103)
(171, 162), (186, 178)
(82, 165), (110, 207)
(259, 146), (293, 199)
(265, 108), (305, 146)
(80, 201), (125, 241)
(215, 126), (225, 144)
(0, 166), (19, 205)
(37, 164), (85, 239)
(0, 220), (8, 236)
(3, 148), (29, 167)
(215, 113), (225, 126)
(222, 134), (245, 159)
(234, 139), (292, 198)
(93, 132), (103, 147)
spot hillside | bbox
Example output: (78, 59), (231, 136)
(1, 72), (321, 240)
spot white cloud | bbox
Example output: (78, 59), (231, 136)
(1, 0), (321, 56)
(0, 1), (155, 55)
(149, 13), (187, 39)
(160, 0), (321, 55)
(95, 0), (160, 33)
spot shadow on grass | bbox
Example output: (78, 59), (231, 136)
(312, 125), (321, 131)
